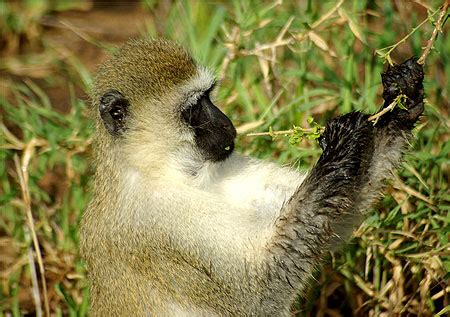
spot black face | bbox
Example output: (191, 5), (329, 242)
(181, 93), (236, 162)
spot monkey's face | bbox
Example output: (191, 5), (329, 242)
(180, 86), (236, 162)
(94, 39), (236, 164)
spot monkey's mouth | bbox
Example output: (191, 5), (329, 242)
(221, 141), (235, 158)
(197, 136), (235, 162)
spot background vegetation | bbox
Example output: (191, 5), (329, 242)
(1, 1), (448, 316)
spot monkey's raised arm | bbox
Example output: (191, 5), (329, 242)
(258, 112), (375, 311)
(257, 59), (424, 312)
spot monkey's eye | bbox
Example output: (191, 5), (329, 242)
(99, 89), (130, 136)
(110, 106), (125, 121)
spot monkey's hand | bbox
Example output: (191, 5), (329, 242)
(378, 57), (425, 129)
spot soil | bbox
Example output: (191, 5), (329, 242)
(1, 2), (169, 113)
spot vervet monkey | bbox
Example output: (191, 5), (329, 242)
(80, 39), (424, 316)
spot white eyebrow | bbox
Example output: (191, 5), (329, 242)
(181, 66), (216, 95)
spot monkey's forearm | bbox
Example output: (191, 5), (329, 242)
(354, 57), (424, 215)
(261, 59), (425, 302)
(260, 112), (375, 301)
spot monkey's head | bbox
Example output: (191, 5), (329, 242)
(92, 39), (236, 171)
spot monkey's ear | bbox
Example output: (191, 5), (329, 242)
(99, 89), (130, 136)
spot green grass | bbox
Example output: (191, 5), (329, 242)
(1, 0), (449, 316)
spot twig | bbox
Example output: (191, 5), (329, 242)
(368, 95), (407, 123)
(248, 129), (296, 137)
(14, 151), (50, 317)
(248, 94), (405, 138)
(375, 6), (442, 65)
(417, 1), (449, 65)
(247, 127), (323, 137)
